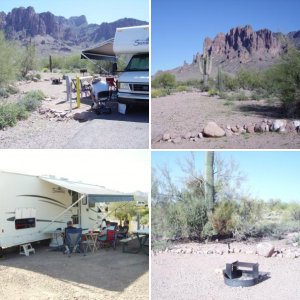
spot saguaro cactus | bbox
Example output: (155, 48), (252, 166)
(205, 151), (215, 212)
(197, 43), (213, 89)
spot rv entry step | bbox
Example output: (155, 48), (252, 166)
(20, 243), (35, 256)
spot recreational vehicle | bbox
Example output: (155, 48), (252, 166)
(81, 25), (149, 112)
(0, 171), (133, 253)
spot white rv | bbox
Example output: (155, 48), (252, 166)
(82, 25), (149, 111)
(0, 171), (133, 253)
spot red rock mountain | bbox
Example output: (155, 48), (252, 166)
(0, 6), (148, 54)
(160, 25), (299, 81)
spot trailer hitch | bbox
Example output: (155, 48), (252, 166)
(223, 261), (262, 287)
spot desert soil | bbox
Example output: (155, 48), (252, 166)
(151, 92), (300, 149)
(0, 73), (149, 149)
(152, 239), (300, 300)
(0, 242), (148, 300)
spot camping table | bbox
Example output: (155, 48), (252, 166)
(82, 232), (99, 253)
(133, 229), (149, 255)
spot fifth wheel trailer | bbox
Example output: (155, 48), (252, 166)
(0, 171), (133, 252)
(81, 25), (149, 111)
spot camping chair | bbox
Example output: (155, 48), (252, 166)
(93, 91), (111, 115)
(97, 229), (117, 250)
(64, 227), (84, 257)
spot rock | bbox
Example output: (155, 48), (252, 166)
(271, 119), (287, 132)
(32, 77), (39, 82)
(285, 251), (296, 259)
(39, 108), (47, 115)
(293, 120), (300, 131)
(73, 112), (89, 122)
(190, 137), (199, 142)
(60, 112), (68, 118)
(238, 128), (246, 134)
(170, 132), (178, 139)
(198, 132), (203, 139)
(246, 125), (255, 134)
(185, 248), (193, 254)
(254, 123), (262, 133)
(190, 131), (197, 138)
(271, 252), (277, 257)
(183, 132), (191, 139)
(173, 137), (181, 144)
(54, 112), (61, 118)
(203, 122), (225, 137)
(152, 135), (163, 144)
(162, 133), (170, 141)
(256, 242), (275, 257)
(292, 242), (298, 247)
(226, 125), (231, 130)
(225, 129), (232, 137)
(231, 126), (238, 133)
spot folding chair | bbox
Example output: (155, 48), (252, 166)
(97, 229), (117, 250)
(64, 227), (84, 257)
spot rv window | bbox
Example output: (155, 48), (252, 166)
(72, 215), (79, 225)
(82, 196), (87, 205)
(15, 218), (36, 230)
(71, 191), (79, 207)
(126, 54), (149, 71)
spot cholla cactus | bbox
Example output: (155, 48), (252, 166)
(197, 43), (213, 88)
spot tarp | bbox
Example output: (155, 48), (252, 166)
(39, 176), (134, 202)
(81, 38), (116, 62)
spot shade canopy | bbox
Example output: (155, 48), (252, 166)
(81, 38), (116, 62)
(40, 176), (134, 203)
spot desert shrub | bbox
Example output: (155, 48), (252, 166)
(208, 88), (218, 96)
(0, 88), (9, 98)
(20, 44), (36, 78)
(166, 203), (187, 238)
(6, 85), (19, 95)
(212, 200), (237, 236)
(0, 103), (20, 129)
(35, 74), (41, 80)
(288, 203), (300, 221)
(218, 91), (228, 99)
(42, 67), (49, 72)
(223, 74), (239, 91)
(20, 90), (45, 111)
(152, 73), (176, 89)
(0, 32), (19, 86)
(235, 91), (248, 101)
(152, 88), (169, 98)
(176, 85), (188, 92)
(266, 49), (300, 116)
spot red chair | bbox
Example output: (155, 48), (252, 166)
(98, 229), (117, 250)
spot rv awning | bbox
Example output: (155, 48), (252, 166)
(81, 38), (116, 62)
(39, 176), (134, 202)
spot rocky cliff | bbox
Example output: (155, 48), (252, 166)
(162, 25), (299, 81)
(0, 6), (148, 54)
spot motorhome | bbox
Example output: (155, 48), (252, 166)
(0, 171), (133, 253)
(81, 25), (149, 112)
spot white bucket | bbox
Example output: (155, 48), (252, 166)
(118, 103), (127, 114)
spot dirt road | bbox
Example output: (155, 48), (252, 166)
(151, 92), (300, 149)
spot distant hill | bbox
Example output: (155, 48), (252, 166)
(155, 25), (300, 81)
(0, 6), (148, 55)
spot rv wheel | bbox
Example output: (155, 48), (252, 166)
(0, 247), (3, 258)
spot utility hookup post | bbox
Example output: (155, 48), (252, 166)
(66, 75), (72, 113)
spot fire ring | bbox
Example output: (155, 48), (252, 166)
(223, 261), (260, 287)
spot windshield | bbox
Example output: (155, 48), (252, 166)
(125, 53), (149, 71)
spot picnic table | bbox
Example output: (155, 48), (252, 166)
(120, 228), (149, 255)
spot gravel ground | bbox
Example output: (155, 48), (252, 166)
(0, 74), (149, 149)
(0, 242), (148, 300)
(151, 92), (300, 149)
(152, 240), (300, 300)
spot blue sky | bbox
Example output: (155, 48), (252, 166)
(152, 151), (300, 203)
(152, 0), (300, 74)
(0, 150), (150, 193)
(0, 0), (149, 24)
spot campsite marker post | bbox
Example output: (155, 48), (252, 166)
(76, 76), (81, 108)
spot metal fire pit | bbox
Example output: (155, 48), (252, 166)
(223, 261), (259, 287)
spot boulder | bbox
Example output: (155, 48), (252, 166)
(183, 132), (191, 139)
(203, 122), (225, 137)
(173, 137), (181, 144)
(271, 119), (287, 132)
(246, 124), (255, 134)
(190, 131), (197, 138)
(162, 133), (170, 141)
(198, 132), (204, 139)
(231, 126), (238, 133)
(256, 242), (275, 257)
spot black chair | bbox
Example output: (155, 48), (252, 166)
(93, 91), (111, 115)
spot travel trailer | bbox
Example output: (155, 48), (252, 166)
(0, 171), (134, 252)
(81, 25), (149, 112)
